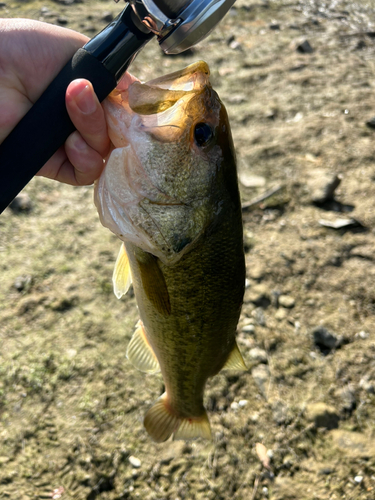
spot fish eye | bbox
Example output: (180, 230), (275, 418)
(194, 123), (213, 147)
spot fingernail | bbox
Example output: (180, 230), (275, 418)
(75, 84), (97, 114)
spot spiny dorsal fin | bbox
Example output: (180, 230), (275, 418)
(143, 393), (212, 443)
(126, 321), (160, 373)
(135, 251), (171, 316)
(222, 342), (247, 371)
(112, 243), (132, 299)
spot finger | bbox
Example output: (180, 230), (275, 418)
(65, 131), (106, 185)
(36, 146), (78, 185)
(65, 79), (110, 157)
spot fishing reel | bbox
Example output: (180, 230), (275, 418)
(129, 0), (236, 54)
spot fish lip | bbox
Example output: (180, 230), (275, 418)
(126, 61), (211, 117)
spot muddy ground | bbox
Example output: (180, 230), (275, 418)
(1, 0), (375, 498)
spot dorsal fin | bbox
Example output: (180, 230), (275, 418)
(126, 321), (160, 373)
(222, 342), (247, 371)
(112, 243), (132, 299)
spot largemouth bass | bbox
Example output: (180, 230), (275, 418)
(94, 61), (246, 442)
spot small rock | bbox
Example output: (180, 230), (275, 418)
(230, 401), (239, 410)
(269, 22), (280, 30)
(248, 347), (268, 364)
(248, 263), (266, 281)
(244, 284), (270, 308)
(242, 324), (255, 334)
(239, 173), (266, 188)
(354, 475), (363, 484)
(296, 39), (314, 53)
(366, 117), (375, 129)
(128, 456), (141, 468)
(238, 400), (248, 408)
(336, 385), (356, 412)
(318, 217), (364, 230)
(57, 16), (69, 25)
(308, 171), (342, 204)
(359, 376), (375, 394)
(312, 326), (343, 351)
(232, 40), (243, 50)
(14, 275), (32, 292)
(305, 402), (339, 429)
(101, 11), (114, 23)
(278, 295), (295, 308)
(9, 193), (32, 213)
(251, 364), (270, 398)
(275, 308), (287, 321)
(272, 400), (291, 425)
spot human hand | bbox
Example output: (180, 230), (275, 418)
(0, 18), (135, 186)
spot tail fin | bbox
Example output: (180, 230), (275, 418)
(144, 393), (212, 443)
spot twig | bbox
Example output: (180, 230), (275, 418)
(241, 184), (284, 211)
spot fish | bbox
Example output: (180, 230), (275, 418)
(94, 61), (246, 442)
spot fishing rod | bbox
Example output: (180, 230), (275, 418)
(0, 0), (236, 214)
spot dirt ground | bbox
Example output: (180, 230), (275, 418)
(1, 0), (375, 498)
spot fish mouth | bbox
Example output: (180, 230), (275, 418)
(127, 61), (211, 115)
(103, 61), (212, 148)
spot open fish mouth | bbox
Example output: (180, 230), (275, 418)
(127, 61), (211, 115)
(103, 61), (213, 147)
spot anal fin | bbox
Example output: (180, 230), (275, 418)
(113, 243), (132, 299)
(222, 342), (247, 371)
(126, 321), (160, 373)
(143, 393), (212, 443)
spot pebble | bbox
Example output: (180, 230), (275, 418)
(366, 116), (375, 129)
(251, 364), (270, 398)
(359, 376), (375, 394)
(57, 16), (69, 25)
(275, 308), (287, 320)
(354, 475), (363, 484)
(101, 11), (114, 23)
(239, 172), (266, 188)
(9, 193), (32, 213)
(312, 326), (343, 351)
(248, 347), (268, 364)
(14, 274), (32, 292)
(278, 295), (295, 308)
(128, 456), (141, 468)
(336, 385), (356, 412)
(305, 402), (339, 429)
(308, 171), (342, 204)
(296, 39), (314, 53)
(242, 324), (255, 334)
(244, 284), (270, 308)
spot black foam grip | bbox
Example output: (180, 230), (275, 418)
(0, 48), (117, 213)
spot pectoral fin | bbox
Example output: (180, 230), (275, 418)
(222, 342), (247, 371)
(112, 243), (132, 299)
(135, 251), (171, 316)
(126, 321), (160, 373)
